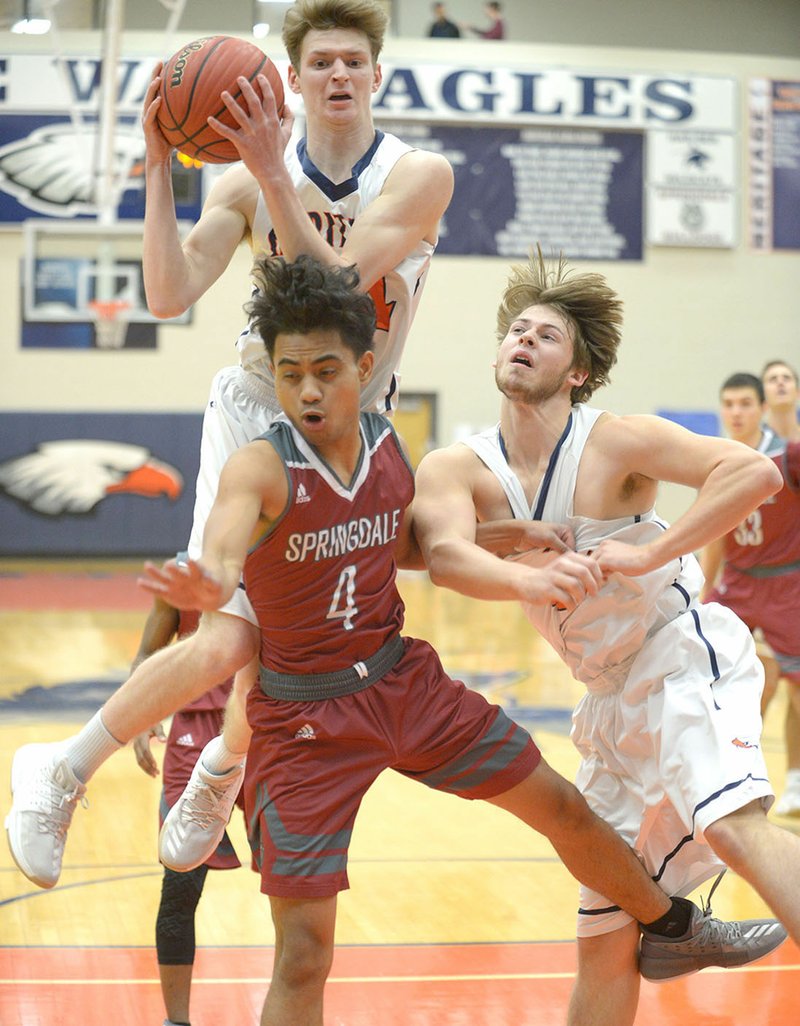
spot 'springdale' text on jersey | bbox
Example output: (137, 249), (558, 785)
(244, 413), (414, 676)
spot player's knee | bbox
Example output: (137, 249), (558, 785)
(195, 613), (259, 674)
(274, 929), (334, 992)
(704, 801), (767, 871)
(156, 866), (208, 965)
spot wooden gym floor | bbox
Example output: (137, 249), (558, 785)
(1, 560), (799, 1025)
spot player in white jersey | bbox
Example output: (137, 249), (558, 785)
(411, 251), (800, 1026)
(5, 0), (453, 892)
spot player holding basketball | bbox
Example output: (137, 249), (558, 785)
(129, 598), (245, 1026)
(410, 251), (797, 1026)
(700, 371), (800, 818)
(140, 254), (784, 1025)
(5, 0), (453, 890)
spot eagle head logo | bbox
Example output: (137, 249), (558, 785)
(0, 440), (183, 516)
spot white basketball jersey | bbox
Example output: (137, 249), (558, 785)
(236, 131), (435, 413)
(464, 405), (705, 691)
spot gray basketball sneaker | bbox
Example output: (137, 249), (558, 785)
(640, 901), (787, 981)
(159, 756), (244, 872)
(5, 742), (87, 889)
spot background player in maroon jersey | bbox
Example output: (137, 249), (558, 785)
(701, 371), (800, 815)
(762, 360), (800, 813)
(141, 254), (781, 1026)
(129, 598), (245, 1026)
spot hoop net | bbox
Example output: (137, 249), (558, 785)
(88, 299), (131, 349)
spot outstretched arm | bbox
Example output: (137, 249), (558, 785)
(139, 441), (286, 609)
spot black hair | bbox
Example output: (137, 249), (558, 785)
(248, 254), (376, 360)
(720, 372), (764, 403)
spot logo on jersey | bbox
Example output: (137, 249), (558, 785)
(296, 483), (311, 505)
(294, 723), (317, 741)
(731, 737), (759, 750)
(176, 733), (194, 746)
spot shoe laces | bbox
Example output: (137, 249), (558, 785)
(696, 869), (743, 945)
(33, 770), (88, 838)
(182, 777), (230, 828)
(698, 868), (726, 918)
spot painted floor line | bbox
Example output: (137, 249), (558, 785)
(3, 962), (799, 986)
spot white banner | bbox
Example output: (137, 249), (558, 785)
(647, 129), (737, 248)
(0, 53), (737, 132)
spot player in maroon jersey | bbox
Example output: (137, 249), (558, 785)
(701, 371), (800, 815)
(139, 255), (776, 1025)
(129, 598), (244, 1026)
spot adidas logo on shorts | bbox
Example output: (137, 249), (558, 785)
(294, 723), (316, 741)
(176, 733), (194, 746)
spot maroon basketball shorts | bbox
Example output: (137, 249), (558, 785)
(245, 636), (541, 898)
(707, 569), (800, 681)
(161, 706), (245, 870)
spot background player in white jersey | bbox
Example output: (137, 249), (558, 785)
(410, 250), (799, 1026)
(5, 0), (453, 892)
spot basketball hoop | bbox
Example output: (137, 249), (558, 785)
(88, 299), (131, 350)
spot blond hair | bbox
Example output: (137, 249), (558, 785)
(496, 247), (623, 404)
(282, 0), (387, 67)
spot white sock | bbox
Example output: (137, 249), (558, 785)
(62, 710), (124, 783)
(200, 734), (246, 776)
(785, 769), (800, 787)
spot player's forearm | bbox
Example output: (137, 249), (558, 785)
(256, 168), (350, 271)
(642, 454), (781, 572)
(142, 158), (196, 317)
(425, 536), (531, 601)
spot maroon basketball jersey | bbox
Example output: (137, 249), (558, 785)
(244, 412), (414, 675)
(723, 434), (800, 570)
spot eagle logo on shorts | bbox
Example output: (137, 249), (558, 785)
(731, 737), (759, 750)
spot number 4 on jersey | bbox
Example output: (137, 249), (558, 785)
(327, 565), (358, 630)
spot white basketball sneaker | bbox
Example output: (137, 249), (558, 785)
(6, 742), (87, 889)
(159, 757), (244, 872)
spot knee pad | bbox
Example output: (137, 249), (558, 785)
(156, 865), (209, 965)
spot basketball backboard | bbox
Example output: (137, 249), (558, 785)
(23, 219), (193, 325)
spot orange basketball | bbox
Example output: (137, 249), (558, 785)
(156, 35), (285, 164)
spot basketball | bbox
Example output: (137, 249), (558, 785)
(156, 35), (285, 164)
